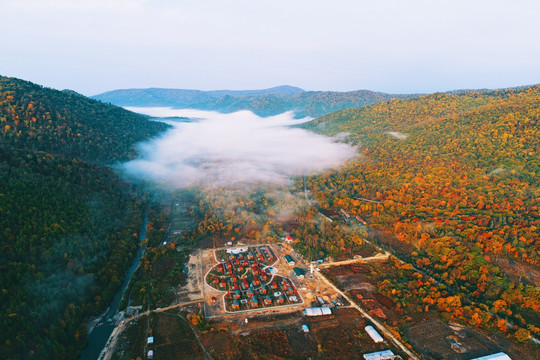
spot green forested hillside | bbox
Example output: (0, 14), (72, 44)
(301, 86), (539, 345)
(0, 76), (169, 359)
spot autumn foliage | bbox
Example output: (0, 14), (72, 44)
(302, 86), (539, 344)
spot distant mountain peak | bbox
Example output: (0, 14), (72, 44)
(91, 85), (415, 118)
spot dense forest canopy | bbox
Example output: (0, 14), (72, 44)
(0, 76), (169, 359)
(299, 85), (539, 344)
(1, 76), (169, 163)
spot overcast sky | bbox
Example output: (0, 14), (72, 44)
(1, 0), (539, 95)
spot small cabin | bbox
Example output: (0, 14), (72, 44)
(250, 296), (259, 307)
(287, 288), (295, 295)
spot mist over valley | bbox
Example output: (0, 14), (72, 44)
(121, 108), (357, 188)
(1, 1), (540, 357)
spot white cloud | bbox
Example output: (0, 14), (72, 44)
(121, 108), (356, 188)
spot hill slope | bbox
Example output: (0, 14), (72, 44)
(301, 86), (539, 345)
(92, 87), (414, 118)
(0, 76), (169, 359)
(92, 85), (304, 107)
(1, 76), (169, 163)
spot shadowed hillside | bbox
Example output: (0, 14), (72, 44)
(0, 76), (169, 359)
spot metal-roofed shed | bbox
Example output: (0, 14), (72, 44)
(471, 353), (512, 360)
(363, 349), (397, 360)
(365, 325), (384, 343)
(303, 307), (332, 316)
(284, 254), (295, 265)
(293, 266), (304, 279)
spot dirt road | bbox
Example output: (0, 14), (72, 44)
(100, 300), (204, 360)
(315, 271), (420, 360)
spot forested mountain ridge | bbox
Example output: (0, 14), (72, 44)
(300, 85), (540, 345)
(189, 89), (416, 118)
(0, 76), (169, 359)
(93, 86), (414, 118)
(1, 76), (170, 163)
(92, 85), (304, 107)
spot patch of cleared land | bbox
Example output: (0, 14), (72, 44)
(201, 308), (408, 360)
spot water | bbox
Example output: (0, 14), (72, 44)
(79, 211), (149, 360)
(79, 324), (115, 360)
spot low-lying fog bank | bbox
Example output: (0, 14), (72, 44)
(121, 108), (357, 188)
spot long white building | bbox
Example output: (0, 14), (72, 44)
(365, 325), (384, 343)
(303, 307), (332, 316)
(471, 353), (511, 360)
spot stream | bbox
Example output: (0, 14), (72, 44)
(79, 208), (149, 360)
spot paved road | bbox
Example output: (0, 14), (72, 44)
(315, 271), (420, 360)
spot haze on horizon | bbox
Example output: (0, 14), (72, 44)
(1, 0), (540, 96)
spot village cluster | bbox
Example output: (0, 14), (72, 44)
(206, 245), (302, 312)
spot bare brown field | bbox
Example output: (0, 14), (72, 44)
(201, 308), (406, 360)
(406, 319), (539, 360)
(327, 262), (540, 360)
(153, 312), (202, 360)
